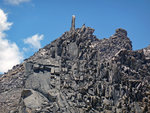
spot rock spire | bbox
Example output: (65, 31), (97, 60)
(0, 17), (150, 113)
(70, 15), (75, 31)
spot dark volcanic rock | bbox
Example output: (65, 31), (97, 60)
(0, 16), (150, 113)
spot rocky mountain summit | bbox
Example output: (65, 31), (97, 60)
(0, 16), (150, 113)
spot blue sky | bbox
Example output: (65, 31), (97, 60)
(0, 0), (150, 73)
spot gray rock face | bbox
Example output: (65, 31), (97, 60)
(0, 21), (150, 113)
(143, 45), (150, 59)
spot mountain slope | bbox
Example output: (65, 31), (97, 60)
(0, 16), (150, 113)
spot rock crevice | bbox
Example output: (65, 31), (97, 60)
(0, 18), (150, 113)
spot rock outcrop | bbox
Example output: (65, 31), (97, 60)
(0, 16), (150, 113)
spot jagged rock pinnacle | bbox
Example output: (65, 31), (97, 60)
(70, 15), (75, 31)
(0, 18), (150, 113)
(115, 28), (127, 36)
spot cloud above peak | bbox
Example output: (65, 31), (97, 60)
(0, 9), (23, 73)
(4, 0), (30, 5)
(24, 34), (44, 50)
(0, 9), (12, 33)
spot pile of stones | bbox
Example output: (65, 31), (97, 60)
(0, 16), (150, 113)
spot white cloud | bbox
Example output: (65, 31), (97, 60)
(0, 9), (23, 73)
(4, 0), (30, 5)
(23, 47), (29, 52)
(0, 9), (12, 35)
(24, 34), (44, 49)
(0, 38), (23, 73)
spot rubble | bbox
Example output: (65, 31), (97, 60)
(0, 17), (150, 113)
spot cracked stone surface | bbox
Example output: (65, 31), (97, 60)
(0, 20), (150, 113)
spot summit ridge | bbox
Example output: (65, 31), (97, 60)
(0, 17), (150, 113)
